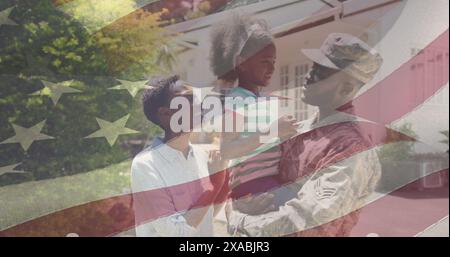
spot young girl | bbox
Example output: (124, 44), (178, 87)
(209, 13), (298, 211)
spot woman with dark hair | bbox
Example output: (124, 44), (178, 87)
(209, 12), (298, 215)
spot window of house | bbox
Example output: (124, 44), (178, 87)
(280, 65), (289, 107)
(411, 47), (449, 106)
(295, 64), (310, 121)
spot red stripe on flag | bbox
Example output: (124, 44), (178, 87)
(350, 169), (449, 236)
(338, 30), (449, 125)
(284, 169), (449, 237)
(0, 122), (411, 237)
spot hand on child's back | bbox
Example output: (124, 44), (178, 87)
(233, 192), (278, 215)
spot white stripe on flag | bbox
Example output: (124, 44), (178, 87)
(58, 0), (160, 33)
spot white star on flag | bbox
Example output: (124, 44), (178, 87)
(30, 80), (82, 105)
(0, 163), (26, 176)
(0, 6), (17, 27)
(0, 121), (54, 151)
(109, 79), (151, 97)
(84, 114), (139, 146)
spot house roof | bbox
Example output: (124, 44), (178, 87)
(165, 0), (325, 34)
(167, 0), (404, 47)
(220, 0), (271, 11)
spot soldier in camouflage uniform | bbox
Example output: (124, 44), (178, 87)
(226, 33), (384, 237)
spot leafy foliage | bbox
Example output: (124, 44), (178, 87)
(0, 0), (170, 186)
(378, 123), (418, 165)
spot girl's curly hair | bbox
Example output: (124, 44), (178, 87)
(209, 12), (274, 82)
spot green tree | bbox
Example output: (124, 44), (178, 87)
(378, 123), (418, 165)
(0, 0), (172, 186)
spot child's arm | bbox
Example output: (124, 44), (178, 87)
(220, 130), (265, 160)
(220, 116), (298, 160)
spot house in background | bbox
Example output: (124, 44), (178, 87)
(167, 0), (448, 154)
(166, 0), (408, 121)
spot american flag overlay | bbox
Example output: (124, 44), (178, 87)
(0, 0), (448, 237)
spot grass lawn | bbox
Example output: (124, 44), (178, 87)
(1, 159), (231, 236)
(0, 160), (132, 231)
